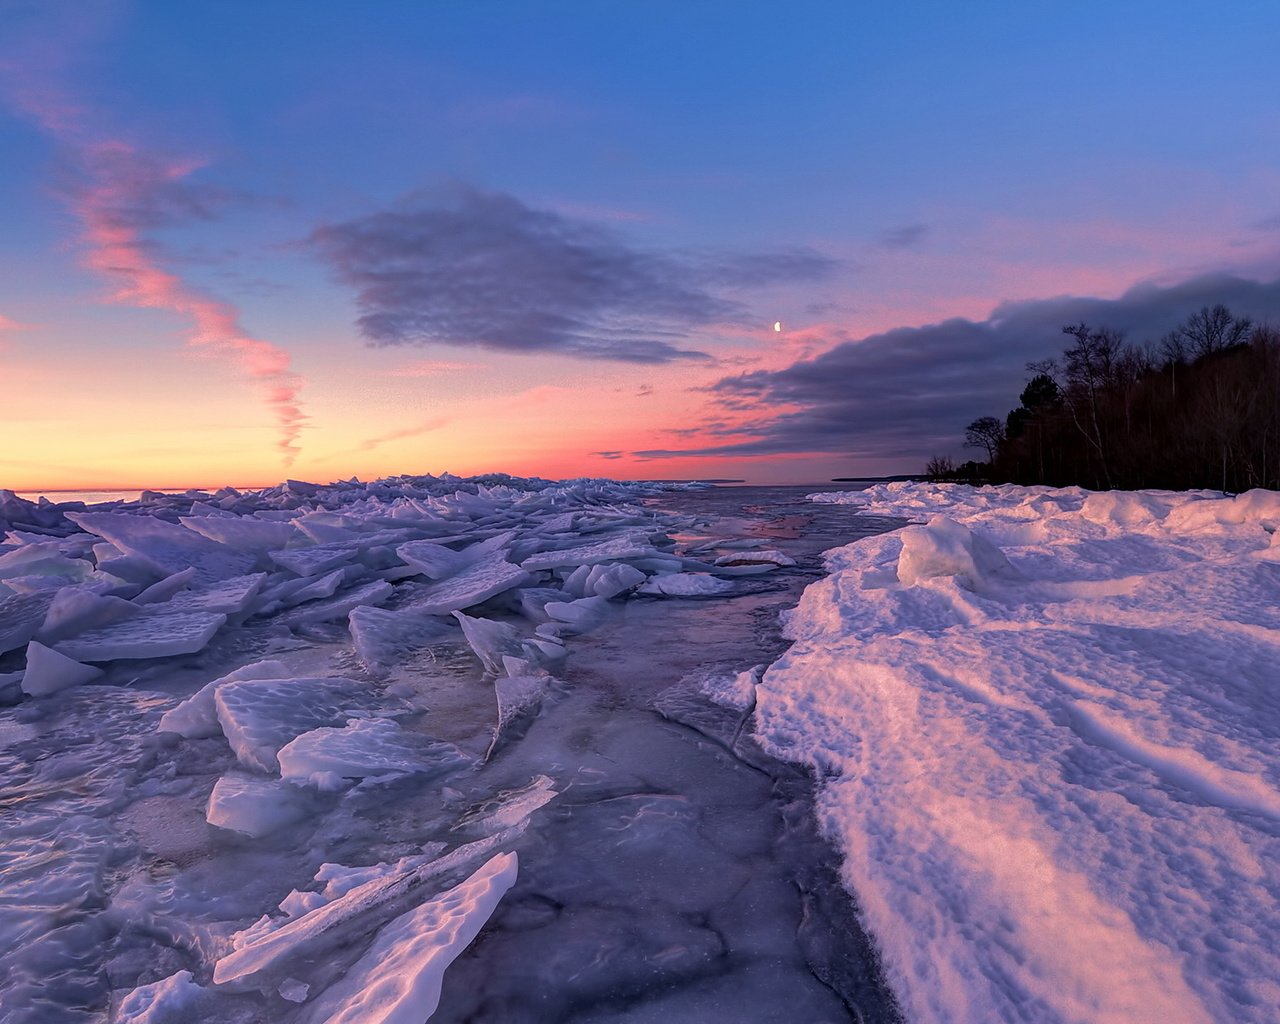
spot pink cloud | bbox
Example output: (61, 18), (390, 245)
(2, 74), (308, 465)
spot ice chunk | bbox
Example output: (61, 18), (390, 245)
(561, 563), (593, 597)
(637, 573), (736, 596)
(213, 830), (520, 986)
(55, 609), (226, 661)
(215, 676), (368, 773)
(116, 970), (210, 1023)
(20, 640), (103, 696)
(585, 562), (646, 598)
(279, 579), (393, 626)
(36, 587), (136, 643)
(713, 549), (796, 568)
(179, 514), (299, 553)
(456, 776), (556, 832)
(349, 605), (456, 676)
(0, 541), (93, 582)
(489, 664), (553, 758)
(452, 612), (526, 675)
(277, 717), (467, 789)
(169, 573), (268, 615)
(301, 852), (517, 1024)
(206, 772), (312, 838)
(520, 531), (660, 570)
(279, 978), (310, 1003)
(132, 566), (198, 605)
(408, 556), (531, 615)
(256, 567), (347, 614)
(0, 590), (54, 654)
(64, 510), (256, 584)
(157, 659), (292, 738)
(395, 540), (469, 579)
(268, 544), (358, 577)
(896, 515), (1020, 590)
(543, 595), (609, 633)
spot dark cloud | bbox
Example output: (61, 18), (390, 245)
(592, 450), (625, 460)
(309, 187), (839, 364)
(638, 271), (1280, 463)
(879, 223), (930, 249)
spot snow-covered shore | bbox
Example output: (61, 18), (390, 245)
(753, 483), (1280, 1023)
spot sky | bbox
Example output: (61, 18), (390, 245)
(3, 1), (1280, 490)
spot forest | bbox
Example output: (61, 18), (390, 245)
(931, 305), (1280, 492)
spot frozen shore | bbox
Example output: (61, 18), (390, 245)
(751, 482), (1280, 1023)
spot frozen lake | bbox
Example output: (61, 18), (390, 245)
(0, 482), (904, 1023)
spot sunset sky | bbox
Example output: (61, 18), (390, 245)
(3, 2), (1280, 491)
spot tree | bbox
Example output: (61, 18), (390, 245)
(964, 416), (1005, 462)
(924, 455), (955, 481)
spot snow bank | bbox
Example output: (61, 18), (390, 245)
(761, 482), (1280, 1024)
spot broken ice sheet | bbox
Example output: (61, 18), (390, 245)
(276, 717), (469, 790)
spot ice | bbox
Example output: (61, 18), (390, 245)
(542, 594), (609, 633)
(0, 541), (93, 583)
(0, 591), (54, 654)
(268, 544), (358, 577)
(169, 573), (268, 615)
(489, 660), (554, 757)
(179, 513), (299, 553)
(637, 573), (736, 596)
(279, 579), (394, 626)
(452, 611), (527, 675)
(55, 609), (226, 662)
(214, 831), (520, 986)
(19, 641), (103, 696)
(132, 566), (197, 605)
(36, 587), (136, 643)
(519, 531), (660, 570)
(713, 548), (797, 568)
(406, 555), (531, 615)
(64, 510), (256, 584)
(585, 561), (646, 598)
(255, 567), (347, 614)
(769, 481), (1280, 1024)
(157, 659), (291, 738)
(348, 605), (456, 676)
(214, 676), (370, 773)
(116, 970), (210, 1023)
(206, 772), (313, 838)
(277, 717), (468, 789)
(300, 852), (517, 1024)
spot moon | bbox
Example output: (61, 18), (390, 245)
(773, 321), (782, 332)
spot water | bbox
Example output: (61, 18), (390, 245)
(0, 485), (906, 1022)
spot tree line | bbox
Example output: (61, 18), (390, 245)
(928, 305), (1280, 492)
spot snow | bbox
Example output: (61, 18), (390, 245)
(300, 852), (517, 1024)
(115, 970), (210, 1023)
(768, 482), (1280, 1024)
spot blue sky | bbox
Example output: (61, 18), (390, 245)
(2, 1), (1279, 487)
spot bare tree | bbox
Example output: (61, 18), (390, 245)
(964, 416), (1005, 462)
(924, 455), (955, 481)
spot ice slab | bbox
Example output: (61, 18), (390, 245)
(301, 852), (517, 1024)
(452, 612), (526, 675)
(64, 510), (256, 584)
(214, 830), (519, 986)
(36, 588), (136, 643)
(169, 573), (267, 615)
(215, 676), (369, 773)
(206, 772), (312, 838)
(55, 609), (226, 662)
(0, 591), (54, 654)
(713, 549), (796, 568)
(395, 540), (469, 579)
(348, 605), (456, 676)
(157, 659), (293, 738)
(407, 556), (531, 615)
(132, 566), (198, 605)
(268, 544), (358, 577)
(180, 513), (300, 553)
(520, 531), (660, 570)
(637, 573), (736, 597)
(279, 579), (393, 626)
(20, 641), (103, 696)
(277, 717), (468, 789)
